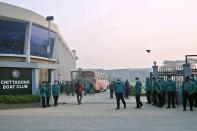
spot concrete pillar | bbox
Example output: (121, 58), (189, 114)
(183, 64), (191, 78)
(48, 69), (55, 84)
(48, 69), (55, 105)
(24, 21), (32, 62)
(32, 68), (40, 95)
(152, 61), (158, 78)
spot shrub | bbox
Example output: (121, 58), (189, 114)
(129, 85), (146, 96)
(0, 95), (40, 104)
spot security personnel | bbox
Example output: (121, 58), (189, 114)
(114, 79), (126, 109)
(191, 75), (197, 107)
(109, 81), (114, 98)
(182, 76), (195, 111)
(124, 79), (130, 99)
(166, 75), (176, 108)
(145, 77), (152, 104)
(52, 81), (60, 106)
(152, 77), (158, 106)
(76, 80), (83, 105)
(134, 77), (143, 108)
(161, 78), (166, 106)
(195, 80), (197, 107)
(46, 81), (52, 107)
(157, 77), (165, 108)
(40, 81), (47, 108)
(71, 80), (76, 96)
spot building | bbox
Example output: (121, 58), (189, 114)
(0, 2), (78, 95)
(85, 68), (151, 83)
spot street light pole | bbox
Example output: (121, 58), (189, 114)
(46, 16), (54, 62)
(46, 16), (54, 84)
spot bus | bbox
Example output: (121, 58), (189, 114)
(71, 71), (109, 92)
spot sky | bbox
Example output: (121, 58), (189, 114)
(1, 0), (197, 69)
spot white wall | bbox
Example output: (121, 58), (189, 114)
(54, 37), (77, 81)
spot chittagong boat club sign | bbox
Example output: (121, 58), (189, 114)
(0, 68), (32, 95)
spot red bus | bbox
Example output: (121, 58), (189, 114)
(71, 71), (109, 91)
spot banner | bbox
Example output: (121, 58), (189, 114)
(0, 68), (32, 95)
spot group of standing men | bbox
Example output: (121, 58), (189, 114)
(110, 75), (197, 111)
(145, 76), (176, 108)
(40, 81), (60, 108)
(40, 79), (95, 107)
(109, 79), (130, 99)
(59, 81), (76, 96)
(145, 75), (197, 111)
(109, 78), (143, 109)
(40, 75), (197, 111)
(60, 80), (94, 96)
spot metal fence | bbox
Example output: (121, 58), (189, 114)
(157, 66), (197, 88)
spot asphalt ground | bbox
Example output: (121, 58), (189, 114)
(0, 90), (197, 131)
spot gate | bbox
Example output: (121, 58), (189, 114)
(157, 66), (197, 88)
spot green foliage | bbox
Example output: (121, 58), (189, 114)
(129, 85), (134, 96)
(129, 85), (146, 96)
(0, 95), (40, 104)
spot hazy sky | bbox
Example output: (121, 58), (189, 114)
(1, 0), (197, 69)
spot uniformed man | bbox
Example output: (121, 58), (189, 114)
(166, 75), (176, 108)
(71, 80), (76, 96)
(157, 77), (165, 108)
(60, 80), (66, 94)
(46, 81), (52, 107)
(145, 77), (152, 104)
(191, 75), (197, 107)
(40, 81), (47, 108)
(52, 80), (60, 106)
(109, 81), (114, 98)
(114, 79), (126, 109)
(124, 79), (130, 99)
(152, 77), (158, 106)
(161, 78), (166, 106)
(89, 81), (94, 95)
(134, 77), (143, 108)
(76, 80), (83, 105)
(182, 76), (195, 111)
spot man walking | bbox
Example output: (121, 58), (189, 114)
(109, 82), (114, 98)
(76, 80), (83, 105)
(114, 79), (126, 109)
(135, 77), (143, 108)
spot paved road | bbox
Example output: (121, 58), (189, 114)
(0, 90), (197, 131)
